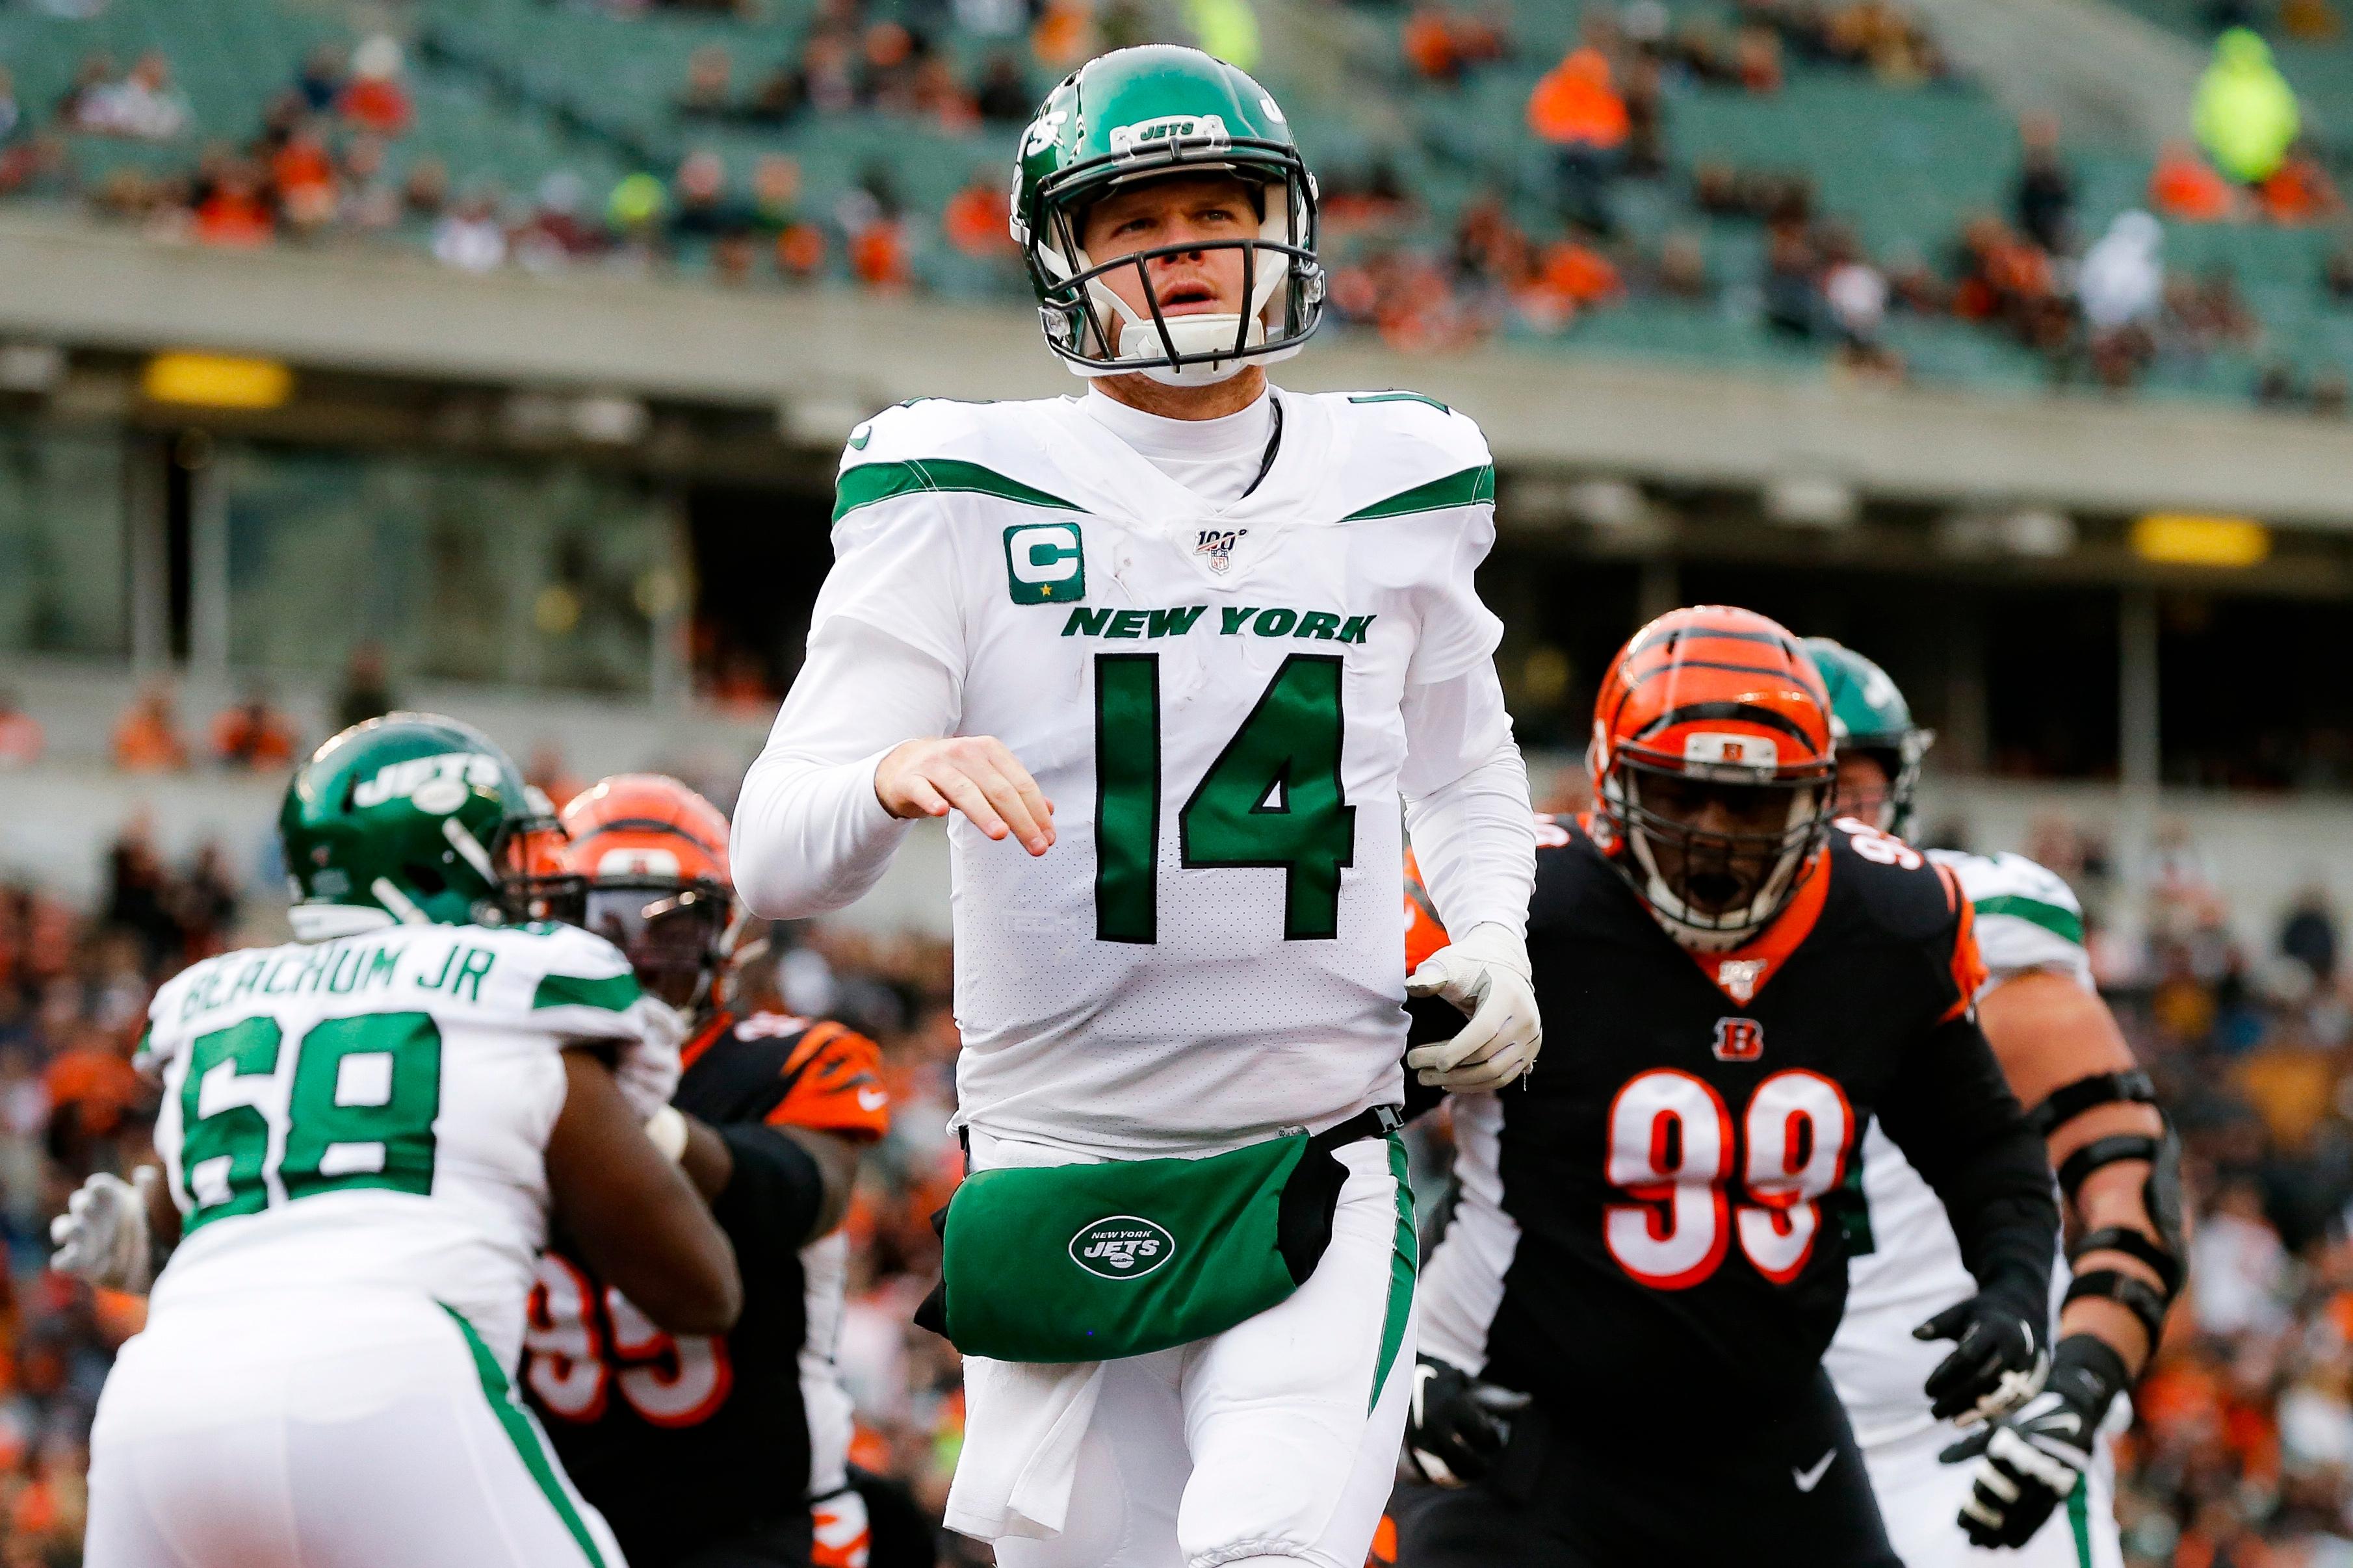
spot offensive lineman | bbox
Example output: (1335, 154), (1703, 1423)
(53, 716), (740, 1567)
(1809, 640), (2182, 1567)
(1388, 608), (2060, 1567)
(517, 775), (916, 1568)
(731, 45), (1540, 1568)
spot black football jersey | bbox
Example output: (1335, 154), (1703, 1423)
(521, 1012), (887, 1566)
(1419, 816), (2035, 1421)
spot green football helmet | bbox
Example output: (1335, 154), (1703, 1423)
(280, 713), (553, 940)
(1804, 638), (1934, 838)
(1011, 45), (1323, 386)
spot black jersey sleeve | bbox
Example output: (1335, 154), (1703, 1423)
(1875, 1010), (2059, 1321)
(710, 1122), (828, 1261)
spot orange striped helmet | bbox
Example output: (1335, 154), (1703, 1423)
(552, 775), (736, 1010)
(1591, 606), (1834, 949)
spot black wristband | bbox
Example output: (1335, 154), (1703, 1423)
(2050, 1331), (2133, 1411)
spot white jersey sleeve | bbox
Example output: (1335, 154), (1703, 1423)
(143, 921), (656, 1367)
(1831, 851), (2090, 1444)
(1930, 849), (2094, 994)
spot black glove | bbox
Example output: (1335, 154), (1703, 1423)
(1940, 1335), (2128, 1549)
(1914, 1291), (2049, 1426)
(1405, 1355), (1530, 1487)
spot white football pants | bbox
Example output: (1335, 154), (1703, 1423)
(1862, 1416), (2124, 1568)
(86, 1288), (625, 1568)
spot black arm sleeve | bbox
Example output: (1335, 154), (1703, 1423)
(1875, 1011), (2060, 1320)
(710, 1122), (827, 1263)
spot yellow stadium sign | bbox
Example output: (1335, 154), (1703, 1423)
(2130, 513), (2270, 568)
(142, 352), (294, 410)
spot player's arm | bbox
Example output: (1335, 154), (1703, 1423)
(547, 1051), (742, 1335)
(672, 1115), (861, 1243)
(1944, 972), (2183, 1550)
(1397, 669), (1541, 1092)
(1874, 1007), (2061, 1428)
(51, 1163), (180, 1294)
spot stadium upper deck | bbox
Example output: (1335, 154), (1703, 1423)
(2, 0), (2350, 405)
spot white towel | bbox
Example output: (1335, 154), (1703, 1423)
(942, 1353), (1106, 1540)
(941, 1125), (1111, 1542)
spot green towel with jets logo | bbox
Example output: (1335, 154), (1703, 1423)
(916, 1109), (1398, 1363)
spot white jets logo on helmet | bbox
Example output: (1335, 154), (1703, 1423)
(1108, 114), (1228, 159)
(352, 752), (502, 814)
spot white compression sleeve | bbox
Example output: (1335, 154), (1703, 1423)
(731, 618), (961, 919)
(1400, 665), (1537, 942)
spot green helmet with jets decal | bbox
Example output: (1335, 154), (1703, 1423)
(1804, 637), (1936, 839)
(279, 713), (557, 941)
(1012, 45), (1323, 386)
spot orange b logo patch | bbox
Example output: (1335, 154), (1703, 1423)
(1712, 1017), (1764, 1062)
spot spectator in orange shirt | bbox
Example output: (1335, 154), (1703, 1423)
(0, 690), (40, 767)
(2259, 141), (2341, 224)
(1528, 46), (1628, 233)
(2151, 140), (2241, 223)
(942, 171), (1014, 259)
(209, 688), (298, 771)
(44, 1026), (145, 1172)
(339, 36), (412, 137)
(110, 684), (187, 773)
(270, 123), (339, 232)
(192, 160), (274, 248)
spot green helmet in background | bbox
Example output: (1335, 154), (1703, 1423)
(1804, 637), (1936, 839)
(1012, 44), (1323, 386)
(280, 713), (549, 940)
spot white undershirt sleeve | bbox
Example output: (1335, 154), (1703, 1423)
(1399, 662), (1537, 942)
(731, 617), (961, 920)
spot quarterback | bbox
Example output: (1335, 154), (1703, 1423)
(733, 45), (1539, 1568)
(53, 716), (740, 1567)
(1810, 641), (2182, 1568)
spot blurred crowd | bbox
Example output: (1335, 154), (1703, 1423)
(0, 0), (2345, 402)
(0, 790), (2349, 1560)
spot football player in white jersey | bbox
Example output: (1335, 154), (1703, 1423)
(53, 715), (741, 1568)
(1807, 643), (2183, 1568)
(731, 44), (1539, 1568)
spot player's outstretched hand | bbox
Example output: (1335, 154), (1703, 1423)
(1939, 1337), (2127, 1549)
(876, 736), (1055, 856)
(1915, 1292), (2049, 1428)
(50, 1167), (160, 1294)
(1405, 923), (1542, 1092)
(1407, 1355), (1531, 1487)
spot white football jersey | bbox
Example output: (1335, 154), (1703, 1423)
(1828, 849), (2088, 1441)
(820, 389), (1502, 1156)
(142, 921), (668, 1367)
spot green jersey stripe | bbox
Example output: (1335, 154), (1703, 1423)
(1347, 391), (1451, 413)
(1371, 1133), (1418, 1413)
(1342, 465), (1496, 522)
(440, 1304), (609, 1568)
(532, 971), (641, 1012)
(834, 459), (1078, 524)
(1973, 894), (2085, 947)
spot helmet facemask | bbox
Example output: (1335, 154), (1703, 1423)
(1024, 141), (1324, 387)
(1603, 754), (1832, 951)
(578, 881), (733, 1011)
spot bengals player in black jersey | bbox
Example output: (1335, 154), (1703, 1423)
(1385, 608), (2061, 1567)
(520, 775), (933, 1568)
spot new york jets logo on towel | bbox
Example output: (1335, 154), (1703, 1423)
(1069, 1215), (1175, 1280)
(1005, 522), (1085, 604)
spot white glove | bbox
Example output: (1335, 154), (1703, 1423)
(1405, 923), (1543, 1091)
(610, 997), (686, 1122)
(50, 1168), (161, 1293)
